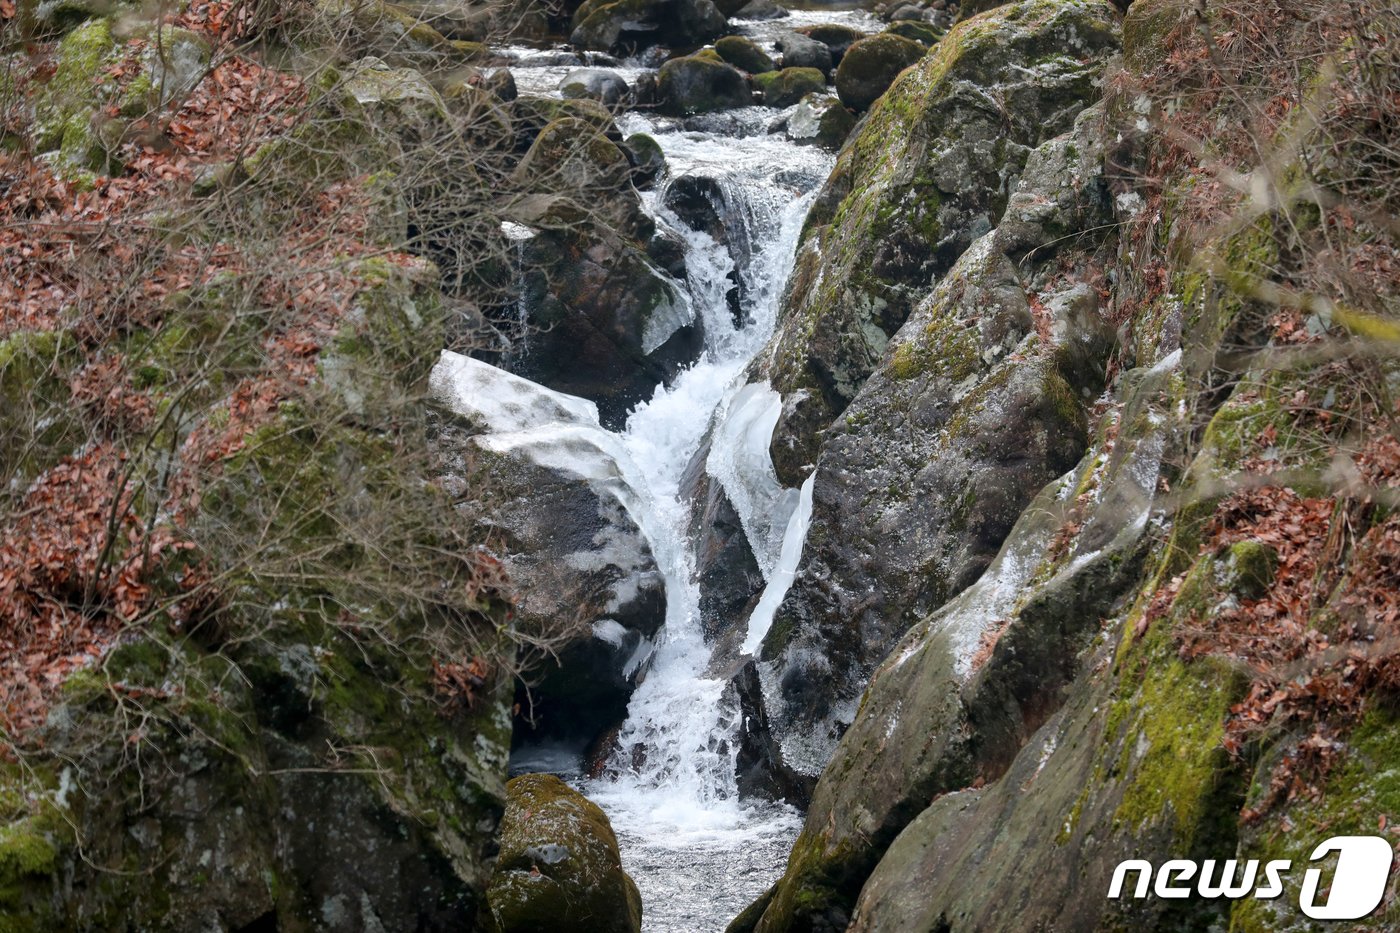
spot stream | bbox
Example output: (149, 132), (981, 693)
(452, 11), (879, 930)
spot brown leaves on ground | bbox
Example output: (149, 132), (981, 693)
(1163, 427), (1400, 819)
(0, 1), (419, 742)
(0, 445), (194, 735)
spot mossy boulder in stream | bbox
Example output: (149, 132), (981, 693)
(570, 0), (727, 55)
(485, 774), (642, 933)
(754, 67), (828, 108)
(760, 0), (1121, 485)
(716, 35), (777, 74)
(657, 53), (754, 116)
(833, 33), (925, 112)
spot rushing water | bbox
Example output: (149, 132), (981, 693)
(453, 13), (881, 929)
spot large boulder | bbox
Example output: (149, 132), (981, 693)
(571, 0), (727, 55)
(755, 234), (1097, 784)
(657, 53), (754, 115)
(753, 67), (828, 108)
(746, 322), (1182, 932)
(774, 32), (833, 76)
(0, 400), (514, 931)
(716, 34), (778, 74)
(431, 354), (667, 751)
(760, 0), (1122, 485)
(485, 775), (642, 933)
(560, 68), (632, 108)
(512, 226), (701, 427)
(512, 116), (646, 237)
(833, 32), (924, 111)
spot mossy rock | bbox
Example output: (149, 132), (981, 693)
(753, 67), (827, 108)
(485, 774), (641, 933)
(0, 329), (86, 488)
(657, 53), (753, 115)
(570, 0), (726, 55)
(798, 23), (864, 62)
(715, 35), (777, 75)
(621, 132), (667, 187)
(785, 92), (856, 150)
(763, 0), (1122, 485)
(883, 20), (944, 46)
(833, 32), (925, 112)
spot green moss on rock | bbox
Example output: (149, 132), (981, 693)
(485, 775), (641, 933)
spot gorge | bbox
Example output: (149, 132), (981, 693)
(3, 0), (1399, 931)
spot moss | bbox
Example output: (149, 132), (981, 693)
(715, 35), (774, 74)
(753, 68), (826, 108)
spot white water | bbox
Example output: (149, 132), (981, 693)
(577, 111), (828, 924)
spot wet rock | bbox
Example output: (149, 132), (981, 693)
(486, 775), (642, 933)
(761, 0), (1122, 485)
(620, 132), (668, 187)
(560, 67), (631, 108)
(679, 438), (767, 643)
(431, 354), (668, 751)
(797, 23), (865, 64)
(734, 0), (789, 18)
(512, 116), (647, 237)
(751, 344), (1182, 931)
(833, 32), (924, 112)
(759, 235), (1094, 782)
(883, 20), (943, 45)
(730, 660), (812, 804)
(775, 32), (833, 77)
(514, 227), (702, 427)
(753, 67), (828, 108)
(657, 53), (754, 115)
(785, 93), (856, 149)
(715, 34), (778, 74)
(571, 0), (727, 56)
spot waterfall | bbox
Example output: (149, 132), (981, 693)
(436, 13), (882, 929)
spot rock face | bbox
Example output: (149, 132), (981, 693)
(571, 0), (727, 55)
(485, 775), (642, 933)
(737, 0), (1400, 929)
(431, 353), (667, 752)
(833, 32), (925, 111)
(761, 0), (1122, 485)
(514, 226), (701, 428)
(756, 233), (1100, 780)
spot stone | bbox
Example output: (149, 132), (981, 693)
(797, 23), (865, 63)
(559, 68), (631, 108)
(715, 34), (778, 74)
(570, 0), (727, 55)
(657, 53), (754, 115)
(485, 775), (642, 933)
(775, 32), (833, 77)
(833, 32), (924, 112)
(784, 93), (856, 149)
(621, 132), (668, 187)
(734, 0), (788, 18)
(753, 67), (828, 108)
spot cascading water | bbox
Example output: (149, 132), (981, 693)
(440, 12), (881, 929)
(576, 112), (826, 932)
